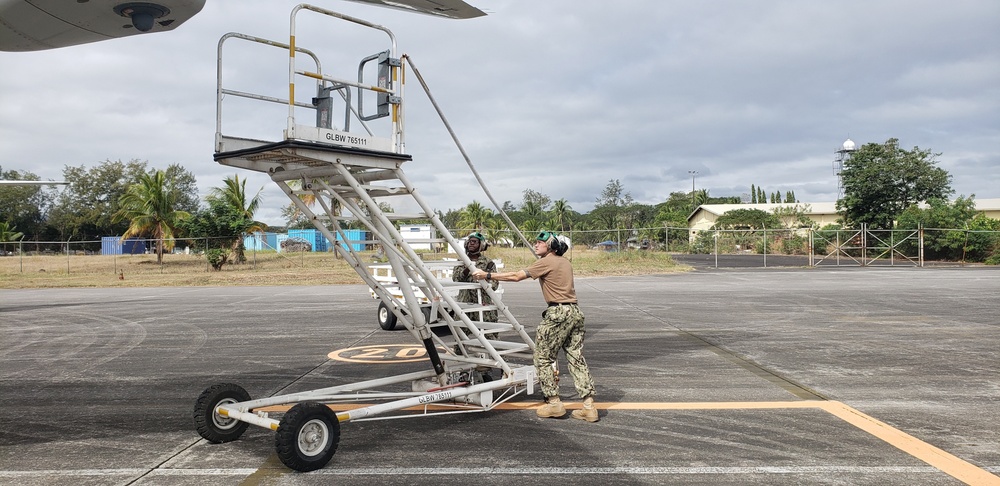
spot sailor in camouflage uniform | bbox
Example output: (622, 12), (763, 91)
(453, 232), (499, 339)
(472, 231), (599, 422)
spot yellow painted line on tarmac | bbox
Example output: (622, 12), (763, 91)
(817, 401), (1000, 486)
(253, 399), (998, 485)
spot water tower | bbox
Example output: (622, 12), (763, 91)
(833, 138), (856, 198)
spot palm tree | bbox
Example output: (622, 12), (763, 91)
(0, 221), (24, 255)
(521, 200), (542, 220)
(113, 170), (189, 264)
(483, 217), (507, 248)
(520, 219), (544, 242)
(552, 198), (572, 232)
(0, 221), (23, 242)
(211, 175), (266, 263)
(457, 201), (493, 233)
(693, 189), (710, 209)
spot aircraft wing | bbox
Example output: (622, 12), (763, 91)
(0, 0), (206, 52)
(0, 0), (484, 52)
(341, 0), (486, 19)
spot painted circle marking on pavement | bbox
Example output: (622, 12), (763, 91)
(328, 344), (447, 363)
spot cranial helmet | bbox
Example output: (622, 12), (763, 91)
(536, 230), (567, 256)
(466, 232), (489, 251)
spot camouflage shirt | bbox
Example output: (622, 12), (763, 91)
(453, 254), (499, 322)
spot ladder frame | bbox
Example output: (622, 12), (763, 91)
(204, 4), (539, 462)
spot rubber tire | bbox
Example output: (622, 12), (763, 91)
(377, 301), (398, 330)
(275, 401), (340, 472)
(193, 383), (251, 443)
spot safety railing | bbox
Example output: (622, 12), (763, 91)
(214, 4), (402, 155)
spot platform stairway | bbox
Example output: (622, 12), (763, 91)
(197, 5), (547, 472)
(217, 141), (535, 381)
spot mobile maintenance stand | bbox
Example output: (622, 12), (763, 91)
(193, 4), (538, 472)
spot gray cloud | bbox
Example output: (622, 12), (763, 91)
(2, 0), (997, 226)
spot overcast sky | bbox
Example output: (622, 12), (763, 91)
(2, 0), (998, 226)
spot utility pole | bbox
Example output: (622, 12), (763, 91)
(688, 170), (699, 208)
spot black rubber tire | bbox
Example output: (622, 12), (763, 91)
(193, 383), (251, 443)
(275, 401), (340, 472)
(377, 301), (398, 331)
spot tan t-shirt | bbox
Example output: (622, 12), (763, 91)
(525, 253), (577, 304)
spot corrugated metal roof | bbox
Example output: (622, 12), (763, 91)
(688, 199), (1000, 221)
(688, 202), (838, 221)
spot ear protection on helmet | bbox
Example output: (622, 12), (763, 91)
(536, 230), (564, 255)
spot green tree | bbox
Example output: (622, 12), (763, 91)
(0, 221), (23, 242)
(965, 214), (1000, 264)
(896, 196), (986, 261)
(551, 198), (572, 232)
(693, 189), (710, 208)
(48, 159), (148, 241)
(0, 168), (56, 239)
(113, 170), (190, 264)
(457, 201), (493, 233)
(483, 217), (507, 247)
(521, 189), (551, 213)
(0, 221), (24, 255)
(163, 163), (201, 213)
(653, 203), (689, 249)
(772, 204), (815, 229)
(181, 198), (250, 270)
(210, 175), (266, 263)
(521, 200), (543, 221)
(593, 179), (632, 230)
(660, 192), (695, 215)
(519, 218), (544, 238)
(438, 208), (462, 231)
(713, 208), (783, 229)
(837, 138), (952, 229)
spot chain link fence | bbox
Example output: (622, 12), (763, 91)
(0, 235), (342, 276)
(2, 225), (998, 275)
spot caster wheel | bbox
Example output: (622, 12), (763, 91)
(193, 383), (251, 443)
(275, 401), (340, 472)
(377, 301), (398, 330)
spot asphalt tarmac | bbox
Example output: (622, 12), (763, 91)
(1, 266), (998, 485)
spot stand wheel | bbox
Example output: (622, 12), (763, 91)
(275, 401), (340, 472)
(377, 301), (398, 330)
(193, 383), (251, 443)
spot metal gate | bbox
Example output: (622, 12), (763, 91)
(810, 224), (921, 267)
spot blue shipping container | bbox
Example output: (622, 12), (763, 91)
(101, 236), (147, 255)
(336, 229), (368, 251)
(243, 232), (278, 251)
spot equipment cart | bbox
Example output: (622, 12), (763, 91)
(193, 4), (539, 471)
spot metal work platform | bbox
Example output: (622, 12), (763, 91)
(196, 4), (537, 472)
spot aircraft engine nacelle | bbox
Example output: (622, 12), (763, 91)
(0, 0), (206, 52)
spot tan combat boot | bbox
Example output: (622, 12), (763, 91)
(536, 397), (567, 418)
(571, 396), (599, 422)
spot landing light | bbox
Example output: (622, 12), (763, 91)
(114, 2), (171, 32)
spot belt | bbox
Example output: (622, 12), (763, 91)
(547, 302), (577, 307)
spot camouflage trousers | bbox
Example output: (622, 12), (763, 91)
(533, 303), (595, 399)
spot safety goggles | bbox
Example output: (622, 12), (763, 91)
(536, 231), (555, 242)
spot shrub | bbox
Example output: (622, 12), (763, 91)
(206, 248), (229, 271)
